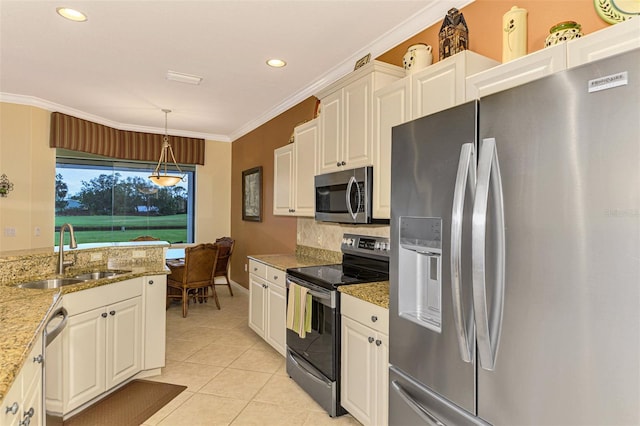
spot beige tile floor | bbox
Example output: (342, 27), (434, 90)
(142, 286), (361, 426)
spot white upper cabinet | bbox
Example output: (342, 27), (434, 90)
(273, 118), (317, 217)
(316, 61), (404, 175)
(372, 78), (410, 219)
(567, 18), (640, 68)
(466, 43), (567, 100)
(412, 50), (498, 119)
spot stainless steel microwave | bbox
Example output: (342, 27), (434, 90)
(314, 166), (374, 224)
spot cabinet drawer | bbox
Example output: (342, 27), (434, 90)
(63, 278), (143, 315)
(267, 266), (285, 288)
(249, 259), (267, 279)
(341, 293), (388, 335)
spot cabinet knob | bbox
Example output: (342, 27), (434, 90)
(368, 336), (374, 343)
(371, 315), (378, 322)
(33, 354), (43, 364)
(376, 340), (382, 346)
(110, 310), (116, 316)
(337, 162), (341, 167)
(254, 267), (258, 271)
(5, 402), (18, 415)
(273, 276), (278, 280)
(24, 407), (34, 418)
(341, 161), (346, 166)
(101, 313), (108, 318)
(148, 280), (154, 285)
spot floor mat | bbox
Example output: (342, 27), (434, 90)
(63, 379), (187, 426)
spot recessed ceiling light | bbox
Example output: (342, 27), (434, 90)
(56, 7), (88, 22)
(266, 59), (287, 68)
(166, 70), (203, 85)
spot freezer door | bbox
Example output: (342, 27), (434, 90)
(477, 49), (640, 424)
(390, 101), (478, 415)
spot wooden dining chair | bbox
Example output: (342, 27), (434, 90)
(166, 243), (220, 317)
(213, 237), (235, 296)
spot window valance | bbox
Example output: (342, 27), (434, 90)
(50, 112), (205, 165)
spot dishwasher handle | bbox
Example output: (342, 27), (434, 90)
(45, 307), (68, 346)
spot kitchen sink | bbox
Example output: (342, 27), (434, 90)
(71, 270), (131, 281)
(18, 278), (86, 289)
(17, 270), (132, 289)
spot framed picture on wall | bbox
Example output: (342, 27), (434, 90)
(242, 166), (262, 222)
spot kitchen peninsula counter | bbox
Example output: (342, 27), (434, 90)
(0, 243), (169, 403)
(248, 245), (342, 271)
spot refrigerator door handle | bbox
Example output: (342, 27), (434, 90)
(450, 142), (476, 363)
(346, 176), (358, 220)
(391, 380), (446, 426)
(472, 137), (506, 371)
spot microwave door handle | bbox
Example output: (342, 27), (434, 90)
(450, 142), (476, 363)
(346, 176), (357, 220)
(472, 138), (506, 371)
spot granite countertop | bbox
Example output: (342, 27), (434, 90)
(248, 247), (390, 310)
(0, 264), (168, 403)
(339, 281), (390, 309)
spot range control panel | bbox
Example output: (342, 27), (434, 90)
(341, 233), (391, 257)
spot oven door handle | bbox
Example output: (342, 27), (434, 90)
(286, 277), (333, 305)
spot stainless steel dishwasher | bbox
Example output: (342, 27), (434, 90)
(43, 303), (68, 425)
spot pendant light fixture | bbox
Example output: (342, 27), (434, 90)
(149, 109), (185, 187)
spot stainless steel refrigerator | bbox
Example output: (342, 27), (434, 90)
(389, 48), (640, 425)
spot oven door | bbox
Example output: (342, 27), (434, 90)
(314, 166), (372, 224)
(286, 276), (338, 381)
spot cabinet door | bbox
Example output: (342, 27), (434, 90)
(343, 74), (373, 169)
(375, 333), (389, 426)
(273, 144), (294, 215)
(293, 119), (317, 216)
(0, 376), (21, 426)
(265, 283), (287, 356)
(465, 43), (566, 100)
(341, 316), (375, 425)
(21, 363), (42, 426)
(373, 78), (410, 219)
(143, 275), (166, 370)
(248, 274), (267, 337)
(567, 18), (640, 68)
(64, 307), (106, 413)
(105, 297), (142, 390)
(318, 90), (343, 174)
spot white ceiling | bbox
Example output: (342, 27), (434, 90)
(0, 0), (470, 142)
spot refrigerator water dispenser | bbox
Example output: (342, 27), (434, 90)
(398, 217), (442, 333)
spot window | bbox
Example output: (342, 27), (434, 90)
(55, 154), (195, 246)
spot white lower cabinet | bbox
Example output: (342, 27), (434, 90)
(341, 293), (388, 426)
(248, 259), (287, 356)
(1, 335), (43, 426)
(142, 275), (167, 370)
(46, 278), (144, 415)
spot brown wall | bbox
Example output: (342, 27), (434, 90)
(230, 97), (318, 288)
(377, 0), (608, 66)
(230, 0), (609, 289)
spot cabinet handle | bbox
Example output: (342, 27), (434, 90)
(368, 336), (374, 343)
(101, 313), (108, 318)
(148, 280), (154, 285)
(376, 340), (382, 346)
(371, 315), (378, 322)
(5, 402), (18, 415)
(33, 354), (43, 364)
(110, 310), (116, 316)
(341, 161), (346, 166)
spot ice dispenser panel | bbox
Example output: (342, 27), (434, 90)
(398, 217), (442, 333)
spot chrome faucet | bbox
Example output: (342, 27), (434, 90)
(57, 223), (78, 275)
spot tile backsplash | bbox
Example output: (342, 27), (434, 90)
(297, 217), (390, 251)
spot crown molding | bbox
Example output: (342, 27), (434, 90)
(0, 92), (231, 142)
(2, 0), (473, 143)
(229, 0), (473, 141)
